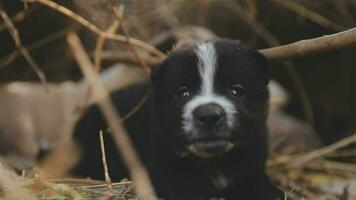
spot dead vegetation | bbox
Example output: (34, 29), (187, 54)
(0, 0), (356, 199)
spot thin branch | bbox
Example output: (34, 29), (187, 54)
(221, 0), (279, 45)
(94, 50), (160, 65)
(67, 32), (156, 200)
(0, 5), (40, 32)
(24, 0), (166, 59)
(0, 24), (79, 68)
(259, 27), (356, 60)
(121, 88), (151, 122)
(270, 0), (345, 32)
(93, 6), (123, 71)
(75, 16), (122, 117)
(0, 8), (47, 88)
(112, 4), (151, 74)
(286, 134), (356, 167)
(107, 3), (152, 122)
(99, 130), (113, 193)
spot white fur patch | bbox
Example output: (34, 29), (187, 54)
(182, 43), (236, 134)
(196, 42), (217, 95)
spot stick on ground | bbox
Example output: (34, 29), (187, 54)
(99, 130), (113, 193)
(67, 32), (157, 200)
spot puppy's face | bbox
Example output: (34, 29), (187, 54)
(152, 41), (270, 158)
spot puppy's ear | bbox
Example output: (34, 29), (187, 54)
(151, 61), (169, 85)
(251, 50), (270, 85)
(150, 62), (162, 82)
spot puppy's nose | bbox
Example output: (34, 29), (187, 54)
(193, 103), (226, 126)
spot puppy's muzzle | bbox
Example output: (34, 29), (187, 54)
(187, 103), (234, 157)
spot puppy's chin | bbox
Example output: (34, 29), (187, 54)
(187, 140), (234, 158)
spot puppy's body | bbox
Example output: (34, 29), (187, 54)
(74, 41), (284, 200)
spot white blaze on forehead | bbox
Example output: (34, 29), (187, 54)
(196, 42), (217, 95)
(182, 42), (237, 133)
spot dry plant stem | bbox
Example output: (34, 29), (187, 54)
(94, 11), (122, 71)
(0, 8), (47, 88)
(221, 0), (278, 46)
(121, 23), (151, 73)
(95, 50), (160, 65)
(24, 0), (166, 59)
(260, 27), (356, 60)
(270, 0), (345, 32)
(0, 5), (40, 32)
(112, 5), (151, 74)
(67, 32), (157, 200)
(77, 19), (121, 116)
(37, 177), (82, 200)
(109, 3), (152, 122)
(120, 90), (150, 122)
(99, 130), (113, 193)
(333, 0), (355, 26)
(287, 134), (356, 167)
(316, 160), (356, 174)
(37, 178), (131, 186)
(1, 24), (80, 68)
(283, 62), (314, 127)
(0, 163), (37, 200)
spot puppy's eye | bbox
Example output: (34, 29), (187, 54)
(176, 86), (191, 102)
(229, 84), (245, 98)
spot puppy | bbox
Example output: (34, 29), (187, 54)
(73, 40), (284, 200)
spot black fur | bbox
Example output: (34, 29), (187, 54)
(73, 41), (284, 200)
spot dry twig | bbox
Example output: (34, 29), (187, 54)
(112, 4), (151, 74)
(76, 10), (123, 118)
(0, 5), (40, 32)
(270, 0), (345, 32)
(0, 8), (47, 88)
(36, 176), (83, 200)
(0, 24), (80, 68)
(24, 0), (166, 59)
(67, 32), (156, 200)
(0, 162), (37, 200)
(93, 5), (123, 71)
(260, 27), (356, 60)
(272, 134), (356, 167)
(94, 50), (160, 65)
(99, 130), (113, 193)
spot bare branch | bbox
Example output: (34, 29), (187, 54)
(260, 27), (356, 60)
(270, 0), (345, 32)
(112, 4), (151, 74)
(67, 32), (156, 200)
(270, 134), (356, 168)
(1, 24), (79, 68)
(0, 8), (47, 88)
(0, 6), (40, 32)
(95, 50), (161, 66)
(24, 0), (166, 59)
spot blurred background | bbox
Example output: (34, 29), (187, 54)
(1, 0), (355, 142)
(0, 0), (355, 199)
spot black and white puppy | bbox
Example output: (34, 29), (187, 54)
(73, 40), (284, 200)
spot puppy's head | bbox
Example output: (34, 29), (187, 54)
(152, 41), (270, 158)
